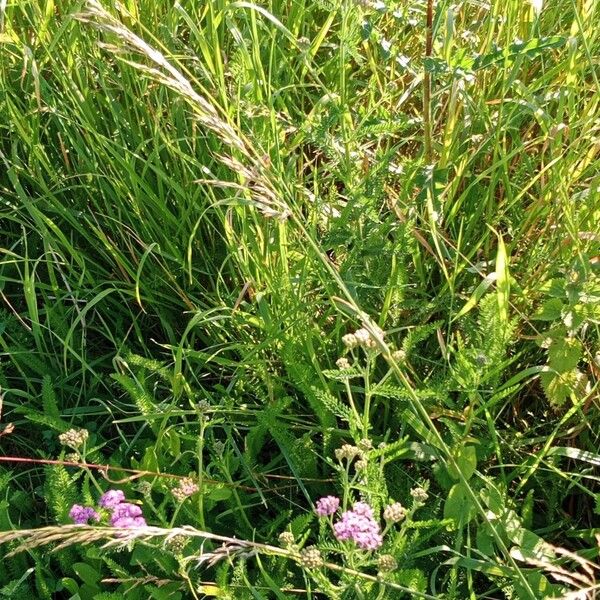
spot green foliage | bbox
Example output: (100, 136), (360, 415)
(533, 263), (599, 408)
(0, 0), (599, 598)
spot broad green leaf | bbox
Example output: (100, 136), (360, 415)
(444, 483), (475, 527)
(514, 572), (560, 600)
(448, 446), (477, 481)
(540, 368), (585, 408)
(509, 529), (552, 561)
(476, 523), (495, 556)
(72, 563), (100, 588)
(444, 556), (512, 577)
(208, 486), (233, 501)
(547, 337), (582, 372)
(532, 298), (563, 321)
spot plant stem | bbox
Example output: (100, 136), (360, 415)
(423, 0), (434, 163)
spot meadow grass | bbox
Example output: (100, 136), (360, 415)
(0, 0), (599, 598)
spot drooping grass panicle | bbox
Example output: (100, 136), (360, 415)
(74, 0), (291, 221)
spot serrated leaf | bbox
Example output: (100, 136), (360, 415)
(311, 387), (353, 422)
(541, 366), (587, 409)
(0, 569), (34, 597)
(289, 512), (313, 539)
(14, 407), (69, 432)
(370, 384), (409, 399)
(321, 368), (362, 380)
(396, 568), (427, 593)
(532, 298), (563, 321)
(547, 337), (581, 372)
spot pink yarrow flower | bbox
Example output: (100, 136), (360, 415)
(112, 516), (147, 528)
(333, 502), (383, 550)
(69, 504), (99, 525)
(99, 489), (126, 509)
(110, 502), (147, 528)
(67, 490), (146, 529)
(315, 496), (340, 517)
(352, 501), (374, 519)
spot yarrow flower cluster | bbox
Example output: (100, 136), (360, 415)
(300, 546), (323, 569)
(378, 554), (398, 572)
(99, 490), (147, 528)
(333, 502), (383, 550)
(278, 531), (295, 547)
(59, 428), (89, 449)
(172, 477), (199, 502)
(410, 486), (429, 504)
(69, 504), (99, 525)
(99, 489), (126, 509)
(110, 502), (146, 528)
(64, 452), (81, 463)
(166, 534), (190, 554)
(334, 444), (360, 461)
(355, 459), (368, 471)
(315, 496), (340, 517)
(383, 502), (407, 523)
(342, 325), (384, 352)
(69, 489), (146, 529)
(336, 357), (351, 369)
(196, 399), (211, 412)
(357, 438), (373, 452)
(392, 349), (407, 362)
(213, 440), (226, 456)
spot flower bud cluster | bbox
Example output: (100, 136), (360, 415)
(336, 357), (351, 369)
(378, 554), (398, 572)
(278, 531), (295, 547)
(166, 534), (190, 554)
(334, 444), (361, 461)
(300, 546), (323, 568)
(410, 486), (429, 504)
(383, 502), (407, 523)
(342, 325), (384, 351)
(59, 428), (89, 449)
(391, 349), (406, 362)
(172, 477), (199, 502)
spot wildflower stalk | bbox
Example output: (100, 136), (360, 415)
(197, 410), (207, 530)
(343, 376), (361, 431)
(362, 357), (372, 438)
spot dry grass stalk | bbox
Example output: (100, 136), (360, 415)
(75, 0), (291, 221)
